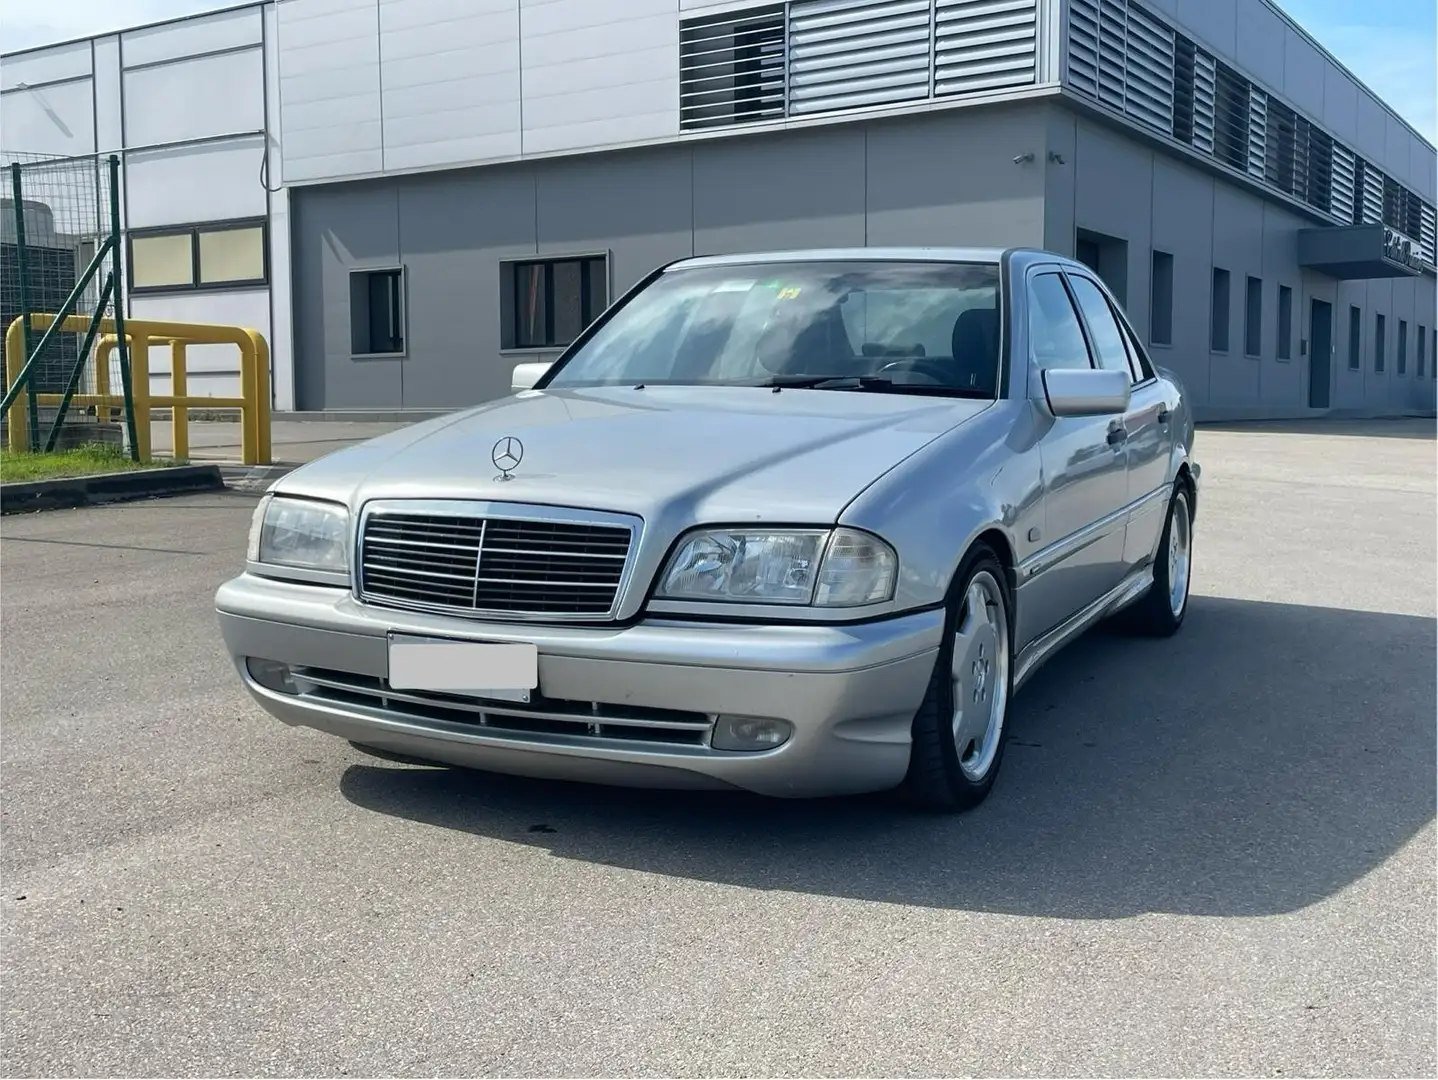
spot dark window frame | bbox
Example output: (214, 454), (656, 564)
(1244, 274), (1263, 358)
(1276, 284), (1293, 361)
(1374, 312), (1386, 373)
(1397, 318), (1408, 375)
(1418, 325), (1428, 378)
(1211, 266), (1231, 353)
(1348, 305), (1362, 370)
(126, 216), (269, 295)
(1150, 249), (1174, 347)
(501, 253), (611, 352)
(348, 265), (407, 358)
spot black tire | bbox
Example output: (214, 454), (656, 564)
(899, 545), (1014, 813)
(1115, 481), (1193, 638)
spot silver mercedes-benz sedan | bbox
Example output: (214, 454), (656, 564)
(217, 246), (1200, 812)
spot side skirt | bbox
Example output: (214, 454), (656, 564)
(1012, 564), (1155, 693)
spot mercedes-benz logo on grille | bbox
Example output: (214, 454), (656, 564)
(492, 435), (524, 480)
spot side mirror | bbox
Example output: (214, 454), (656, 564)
(1041, 366), (1131, 417)
(511, 361), (552, 393)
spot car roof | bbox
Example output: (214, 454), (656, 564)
(669, 246), (1010, 269)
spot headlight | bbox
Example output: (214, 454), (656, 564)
(247, 494), (349, 573)
(656, 527), (896, 607)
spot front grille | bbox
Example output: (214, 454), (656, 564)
(359, 509), (634, 620)
(293, 666), (713, 748)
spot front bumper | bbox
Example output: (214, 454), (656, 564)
(215, 574), (944, 798)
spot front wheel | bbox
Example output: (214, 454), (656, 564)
(900, 547), (1013, 813)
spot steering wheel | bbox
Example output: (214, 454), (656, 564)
(875, 357), (953, 385)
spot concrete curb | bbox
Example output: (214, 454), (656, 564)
(218, 463), (300, 491)
(0, 464), (226, 515)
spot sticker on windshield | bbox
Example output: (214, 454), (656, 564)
(776, 287), (802, 300)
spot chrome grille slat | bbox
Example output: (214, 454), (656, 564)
(293, 666), (712, 746)
(359, 504), (636, 621)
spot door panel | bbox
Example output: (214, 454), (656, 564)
(1119, 381), (1172, 563)
(1063, 272), (1172, 568)
(1020, 271), (1129, 647)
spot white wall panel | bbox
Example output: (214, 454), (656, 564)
(1321, 58), (1358, 147)
(0, 79), (95, 156)
(121, 6), (263, 68)
(1233, 0), (1282, 93)
(92, 36), (123, 152)
(0, 41), (91, 92)
(125, 137), (268, 228)
(277, 0), (382, 181)
(122, 48), (265, 147)
(1353, 90), (1387, 163)
(133, 288), (271, 400)
(1280, 26), (1324, 122)
(1174, 0), (1235, 57)
(378, 0), (520, 170)
(520, 0), (678, 154)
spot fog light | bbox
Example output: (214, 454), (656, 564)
(246, 657), (297, 695)
(711, 715), (793, 752)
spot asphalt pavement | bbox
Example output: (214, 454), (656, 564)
(1, 419), (1434, 1077)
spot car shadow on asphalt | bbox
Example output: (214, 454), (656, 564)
(337, 595), (1436, 919)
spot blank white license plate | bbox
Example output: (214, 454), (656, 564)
(387, 634), (538, 703)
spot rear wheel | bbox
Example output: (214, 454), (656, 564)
(900, 547), (1013, 813)
(1116, 482), (1193, 637)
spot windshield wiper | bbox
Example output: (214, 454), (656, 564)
(749, 374), (989, 398)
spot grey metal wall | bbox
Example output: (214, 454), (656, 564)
(291, 103), (1052, 410)
(1045, 114), (1438, 417)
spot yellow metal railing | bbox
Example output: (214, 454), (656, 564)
(4, 315), (272, 465)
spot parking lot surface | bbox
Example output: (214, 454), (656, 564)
(2, 419), (1434, 1078)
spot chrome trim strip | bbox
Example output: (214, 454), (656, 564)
(1013, 564), (1154, 692)
(294, 670), (713, 732)
(1019, 482), (1173, 581)
(354, 498), (646, 624)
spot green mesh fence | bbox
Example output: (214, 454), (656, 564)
(0, 150), (135, 455)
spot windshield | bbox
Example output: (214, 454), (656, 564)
(542, 260), (1003, 397)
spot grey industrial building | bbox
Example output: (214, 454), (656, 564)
(5, 0), (1435, 419)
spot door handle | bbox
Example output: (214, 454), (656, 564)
(1156, 405), (1171, 424)
(1106, 422), (1127, 447)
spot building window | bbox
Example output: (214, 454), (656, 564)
(1398, 319), (1408, 375)
(349, 267), (405, 357)
(1277, 285), (1293, 360)
(1244, 275), (1262, 357)
(127, 218), (267, 293)
(1348, 306), (1361, 370)
(503, 255), (609, 351)
(1419, 326), (1427, 378)
(1150, 250), (1173, 346)
(1374, 313), (1386, 373)
(1210, 267), (1230, 352)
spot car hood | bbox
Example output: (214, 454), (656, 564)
(272, 385), (990, 525)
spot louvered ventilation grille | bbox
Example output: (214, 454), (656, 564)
(1330, 143), (1356, 223)
(1362, 165), (1385, 224)
(1304, 124), (1332, 212)
(1171, 34), (1195, 144)
(1122, 2), (1173, 131)
(1212, 61), (1249, 172)
(1247, 88), (1267, 179)
(787, 0), (931, 114)
(933, 0), (1038, 96)
(1061, 0), (1435, 235)
(1422, 204), (1437, 264)
(1192, 49), (1216, 153)
(679, 6), (786, 131)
